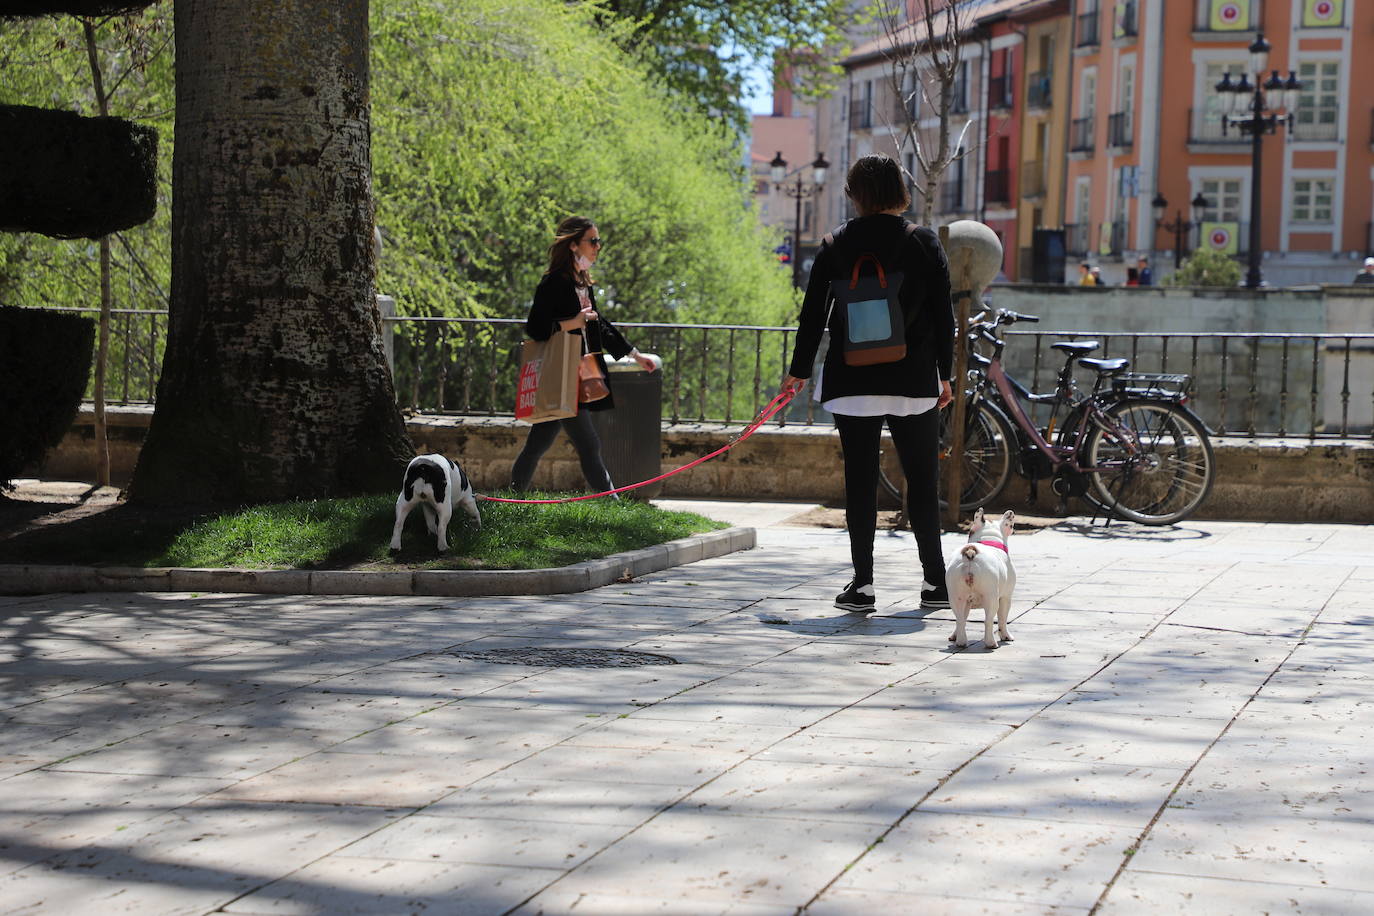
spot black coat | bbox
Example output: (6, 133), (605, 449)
(788, 215), (954, 402)
(525, 272), (635, 411)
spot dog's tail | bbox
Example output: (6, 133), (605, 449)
(960, 544), (979, 561)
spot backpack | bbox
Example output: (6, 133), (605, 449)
(824, 221), (920, 367)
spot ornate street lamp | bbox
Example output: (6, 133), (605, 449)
(770, 151), (830, 288)
(1152, 191), (1211, 269)
(1214, 33), (1301, 289)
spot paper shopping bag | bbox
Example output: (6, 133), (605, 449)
(515, 329), (579, 423)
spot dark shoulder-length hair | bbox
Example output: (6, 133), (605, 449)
(545, 215), (595, 287)
(844, 155), (911, 217)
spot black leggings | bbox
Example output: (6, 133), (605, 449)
(834, 410), (945, 588)
(511, 410), (614, 493)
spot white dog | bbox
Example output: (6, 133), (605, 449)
(945, 508), (1016, 650)
(390, 454), (481, 553)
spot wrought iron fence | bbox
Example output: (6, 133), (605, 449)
(1070, 116), (1094, 153)
(1076, 9), (1100, 47)
(1107, 111), (1133, 149)
(42, 307), (1374, 439)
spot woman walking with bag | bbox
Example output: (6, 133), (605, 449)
(780, 155), (955, 612)
(511, 216), (657, 493)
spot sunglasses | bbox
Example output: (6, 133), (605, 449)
(585, 237), (603, 247)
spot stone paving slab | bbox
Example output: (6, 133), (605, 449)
(2, 510), (1373, 913)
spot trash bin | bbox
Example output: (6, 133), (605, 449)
(591, 354), (663, 499)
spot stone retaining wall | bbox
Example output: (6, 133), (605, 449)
(34, 406), (1374, 523)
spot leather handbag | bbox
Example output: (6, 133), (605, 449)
(577, 344), (609, 404)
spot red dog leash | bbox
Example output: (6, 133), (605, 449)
(479, 389), (798, 505)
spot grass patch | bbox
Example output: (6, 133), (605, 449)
(0, 491), (727, 571)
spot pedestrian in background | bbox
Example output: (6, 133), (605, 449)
(511, 216), (657, 493)
(1137, 256), (1154, 286)
(780, 154), (955, 613)
(1354, 256), (1374, 285)
(1078, 262), (1097, 286)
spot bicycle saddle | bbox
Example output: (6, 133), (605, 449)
(1077, 357), (1129, 374)
(1050, 341), (1099, 356)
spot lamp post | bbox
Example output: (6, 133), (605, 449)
(1213, 33), (1301, 289)
(1152, 191), (1210, 269)
(770, 151), (830, 288)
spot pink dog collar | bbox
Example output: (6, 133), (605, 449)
(977, 539), (1008, 553)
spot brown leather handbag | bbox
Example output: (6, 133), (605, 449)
(577, 348), (609, 403)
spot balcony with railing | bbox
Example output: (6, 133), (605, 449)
(949, 79), (969, 114)
(1291, 116), (1340, 142)
(1070, 116), (1095, 153)
(1021, 160), (1046, 198)
(940, 179), (966, 214)
(1188, 107), (1246, 146)
(1076, 9), (1099, 47)
(1107, 219), (1129, 255)
(987, 74), (1014, 110)
(1115, 1), (1137, 38)
(1064, 223), (1091, 256)
(1107, 111), (1133, 148)
(985, 168), (1011, 204)
(848, 97), (872, 130)
(1027, 70), (1052, 109)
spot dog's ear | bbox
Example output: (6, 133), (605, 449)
(1000, 509), (1015, 539)
(971, 507), (985, 529)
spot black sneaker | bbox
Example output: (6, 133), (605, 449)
(920, 583), (950, 609)
(835, 581), (876, 613)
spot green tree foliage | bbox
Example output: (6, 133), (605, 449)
(1166, 247), (1243, 289)
(592, 0), (852, 132)
(3, 0), (794, 341)
(371, 0), (794, 326)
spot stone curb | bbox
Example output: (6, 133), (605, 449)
(0, 527), (756, 598)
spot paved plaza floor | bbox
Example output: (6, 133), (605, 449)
(2, 504), (1372, 914)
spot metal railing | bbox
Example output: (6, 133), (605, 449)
(1076, 9), (1100, 47)
(987, 74), (1014, 110)
(985, 168), (1011, 204)
(939, 179), (966, 213)
(1115, 0), (1138, 37)
(1291, 117), (1340, 142)
(1027, 70), (1053, 109)
(43, 307), (1374, 439)
(848, 96), (872, 130)
(1107, 111), (1133, 148)
(1070, 116), (1095, 153)
(1189, 107), (1245, 144)
(1064, 223), (1091, 256)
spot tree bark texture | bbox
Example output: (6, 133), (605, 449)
(130, 0), (412, 506)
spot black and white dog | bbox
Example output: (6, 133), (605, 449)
(390, 454), (481, 553)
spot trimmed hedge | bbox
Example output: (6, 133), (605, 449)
(0, 305), (94, 489)
(0, 1), (154, 17)
(0, 105), (158, 240)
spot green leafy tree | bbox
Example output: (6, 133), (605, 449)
(1166, 247), (1243, 288)
(371, 0), (794, 326)
(592, 0), (852, 133)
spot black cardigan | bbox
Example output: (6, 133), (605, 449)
(787, 215), (955, 402)
(525, 272), (635, 411)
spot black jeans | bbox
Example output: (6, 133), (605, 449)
(511, 410), (614, 493)
(833, 410), (945, 589)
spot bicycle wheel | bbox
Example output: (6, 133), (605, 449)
(938, 400), (1016, 511)
(1083, 399), (1215, 525)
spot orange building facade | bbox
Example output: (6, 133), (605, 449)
(788, 0), (1374, 286)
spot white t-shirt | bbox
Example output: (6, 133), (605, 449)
(814, 364), (939, 416)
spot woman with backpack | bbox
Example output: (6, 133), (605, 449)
(511, 215), (657, 493)
(780, 155), (955, 613)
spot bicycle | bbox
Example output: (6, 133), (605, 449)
(883, 308), (1216, 525)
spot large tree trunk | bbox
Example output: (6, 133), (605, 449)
(129, 0), (411, 506)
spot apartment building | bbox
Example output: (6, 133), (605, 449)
(799, 0), (1374, 286)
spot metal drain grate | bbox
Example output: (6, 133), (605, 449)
(444, 648), (679, 668)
